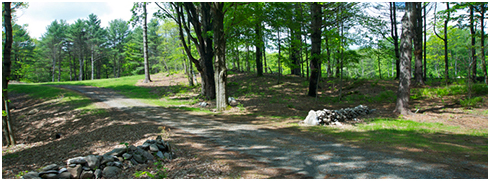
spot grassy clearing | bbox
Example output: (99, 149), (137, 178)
(291, 117), (487, 164)
(8, 84), (96, 112)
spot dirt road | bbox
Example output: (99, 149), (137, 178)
(53, 85), (485, 179)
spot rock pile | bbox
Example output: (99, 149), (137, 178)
(303, 105), (375, 126)
(22, 136), (174, 179)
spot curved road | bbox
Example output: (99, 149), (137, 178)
(53, 85), (486, 179)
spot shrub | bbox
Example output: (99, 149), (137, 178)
(460, 96), (484, 107)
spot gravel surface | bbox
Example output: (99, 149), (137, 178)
(53, 85), (484, 179)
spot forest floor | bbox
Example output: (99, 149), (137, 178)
(2, 72), (488, 178)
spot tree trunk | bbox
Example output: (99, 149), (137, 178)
(255, 22), (263, 77)
(52, 52), (56, 82)
(412, 2), (424, 86)
(394, 12), (412, 115)
(480, 3), (487, 83)
(326, 33), (331, 77)
(2, 2), (16, 146)
(308, 2), (322, 97)
(79, 47), (83, 81)
(277, 29), (282, 80)
(246, 46), (250, 72)
(423, 3), (427, 81)
(470, 4), (476, 82)
(91, 45), (94, 80)
(58, 49), (62, 82)
(263, 37), (267, 74)
(390, 2), (401, 80)
(444, 2), (449, 84)
(211, 2), (228, 111)
(143, 3), (152, 83)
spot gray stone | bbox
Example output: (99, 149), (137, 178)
(136, 146), (155, 161)
(27, 108), (39, 115)
(102, 166), (121, 178)
(199, 102), (208, 107)
(130, 158), (139, 165)
(164, 152), (172, 160)
(100, 154), (116, 165)
(82, 166), (91, 171)
(58, 172), (71, 179)
(113, 161), (123, 168)
(67, 156), (87, 165)
(149, 144), (159, 152)
(303, 110), (320, 126)
(58, 168), (67, 173)
(106, 147), (127, 157)
(117, 156), (124, 162)
(22, 172), (41, 179)
(155, 135), (163, 144)
(156, 151), (165, 159)
(67, 164), (82, 179)
(129, 145), (137, 151)
(69, 164), (77, 168)
(157, 144), (166, 151)
(141, 142), (150, 149)
(40, 164), (59, 171)
(80, 170), (94, 179)
(122, 153), (132, 160)
(106, 161), (115, 166)
(164, 141), (172, 152)
(39, 170), (58, 176)
(94, 169), (102, 179)
(84, 155), (100, 170)
(133, 153), (146, 163)
(40, 173), (58, 179)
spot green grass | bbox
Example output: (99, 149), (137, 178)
(9, 84), (93, 110)
(411, 83), (488, 100)
(460, 96), (485, 107)
(292, 118), (487, 163)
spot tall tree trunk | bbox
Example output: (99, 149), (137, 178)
(263, 38), (267, 74)
(79, 48), (83, 81)
(246, 46), (250, 72)
(211, 2), (228, 111)
(326, 33), (331, 77)
(143, 2), (152, 83)
(58, 49), (62, 82)
(277, 29), (282, 80)
(255, 22), (263, 77)
(412, 2), (424, 86)
(2, 2), (16, 146)
(390, 2), (400, 80)
(444, 2), (449, 84)
(470, 4), (476, 82)
(91, 46), (94, 80)
(394, 12), (412, 115)
(480, 3), (487, 83)
(308, 2), (322, 97)
(113, 53), (117, 78)
(52, 52), (56, 82)
(423, 3), (427, 81)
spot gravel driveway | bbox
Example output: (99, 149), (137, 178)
(53, 85), (486, 179)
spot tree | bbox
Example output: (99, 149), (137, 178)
(433, 2), (450, 84)
(86, 13), (104, 80)
(394, 10), (412, 115)
(412, 2), (424, 86)
(106, 19), (130, 78)
(156, 2), (216, 99)
(131, 2), (152, 83)
(308, 2), (322, 97)
(2, 2), (17, 146)
(210, 2), (228, 111)
(477, 3), (487, 83)
(469, 4), (476, 82)
(390, 2), (401, 79)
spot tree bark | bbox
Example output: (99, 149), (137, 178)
(423, 3), (427, 81)
(394, 12), (412, 115)
(255, 22), (263, 77)
(412, 2), (424, 86)
(470, 4), (476, 82)
(308, 2), (322, 97)
(143, 2), (152, 83)
(390, 2), (400, 80)
(2, 2), (16, 146)
(480, 3), (487, 83)
(211, 2), (228, 111)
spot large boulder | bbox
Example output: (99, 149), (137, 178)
(67, 157), (87, 165)
(80, 170), (94, 179)
(84, 155), (100, 170)
(303, 110), (320, 126)
(40, 164), (59, 172)
(67, 164), (82, 179)
(22, 172), (41, 179)
(106, 147), (127, 157)
(102, 166), (121, 178)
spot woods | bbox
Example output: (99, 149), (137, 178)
(2, 2), (488, 111)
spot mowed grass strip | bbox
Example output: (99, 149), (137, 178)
(8, 84), (93, 110)
(291, 118), (488, 164)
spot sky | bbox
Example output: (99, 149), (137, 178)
(15, 1), (159, 40)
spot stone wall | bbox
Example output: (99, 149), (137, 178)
(303, 105), (375, 126)
(22, 136), (174, 179)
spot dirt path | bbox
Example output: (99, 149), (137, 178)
(52, 85), (484, 179)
